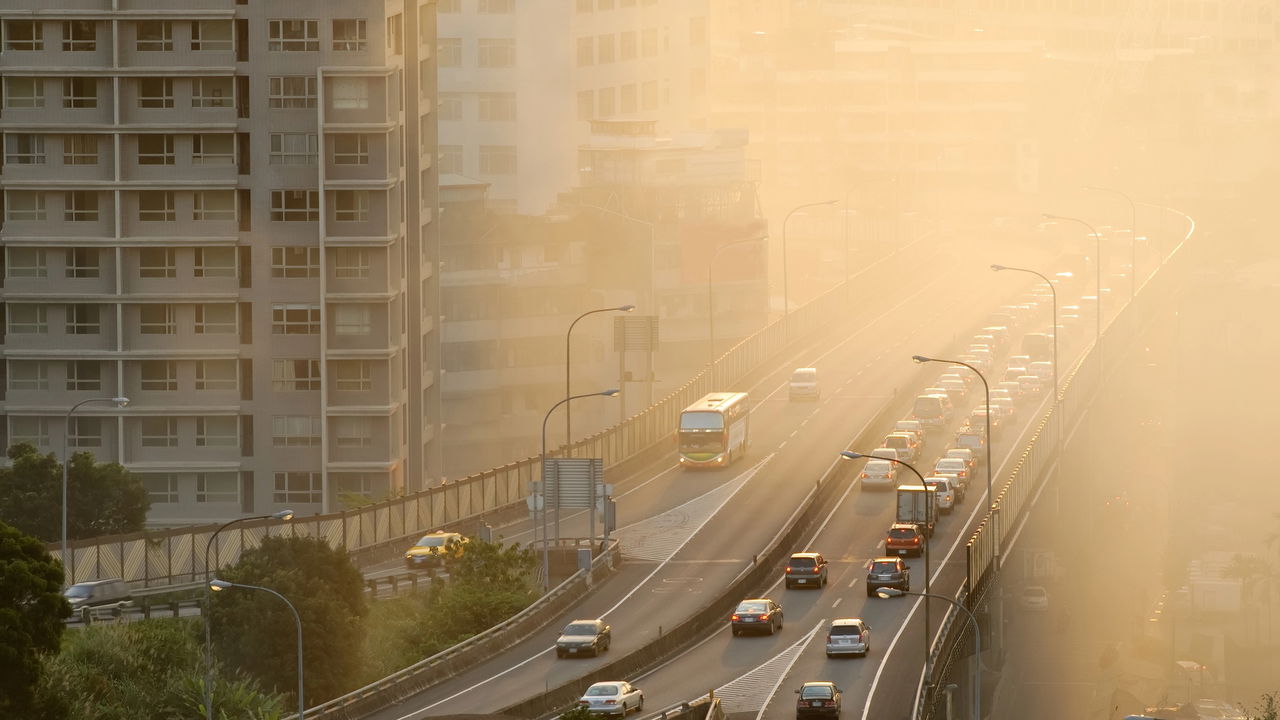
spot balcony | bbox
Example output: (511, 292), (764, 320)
(3, 303), (117, 353)
(325, 302), (393, 352)
(0, 79), (114, 128)
(121, 303), (239, 353)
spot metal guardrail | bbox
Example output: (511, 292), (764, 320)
(55, 238), (936, 588)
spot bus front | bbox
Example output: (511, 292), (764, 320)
(678, 410), (728, 467)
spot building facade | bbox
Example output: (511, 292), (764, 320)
(0, 0), (443, 525)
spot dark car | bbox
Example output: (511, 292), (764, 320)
(63, 578), (132, 610)
(556, 618), (612, 658)
(795, 681), (842, 719)
(884, 524), (925, 558)
(784, 552), (828, 589)
(865, 557), (910, 598)
(731, 598), (783, 636)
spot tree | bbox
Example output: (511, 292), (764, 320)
(443, 536), (539, 589)
(0, 444), (149, 544)
(210, 536), (367, 706)
(0, 520), (70, 718)
(1253, 691), (1278, 720)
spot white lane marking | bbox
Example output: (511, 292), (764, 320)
(752, 620), (827, 720)
(398, 456), (774, 720)
(697, 620), (825, 717)
(848, 580), (857, 588)
(832, 598), (842, 608)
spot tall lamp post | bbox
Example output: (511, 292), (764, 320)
(840, 450), (932, 676)
(62, 396), (130, 580)
(1084, 186), (1138, 299)
(990, 264), (1058, 403)
(565, 304), (634, 451)
(781, 200), (838, 329)
(203, 509), (294, 720)
(913, 356), (992, 513)
(541, 389), (620, 591)
(877, 587), (983, 720)
(209, 579), (305, 719)
(708, 237), (765, 384)
(1043, 213), (1103, 344)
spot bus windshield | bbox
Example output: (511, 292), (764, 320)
(679, 411), (724, 430)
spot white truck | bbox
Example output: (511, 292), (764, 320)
(895, 484), (936, 537)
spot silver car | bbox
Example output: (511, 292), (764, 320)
(824, 618), (871, 657)
(578, 681), (644, 717)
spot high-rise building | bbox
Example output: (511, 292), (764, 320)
(0, 0), (443, 525)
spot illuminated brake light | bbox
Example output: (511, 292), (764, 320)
(731, 614), (740, 621)
(759, 614), (770, 621)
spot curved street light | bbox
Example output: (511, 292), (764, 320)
(1043, 212), (1103, 344)
(912, 355), (992, 515)
(782, 200), (838, 329)
(209, 579), (305, 718)
(990, 264), (1059, 403)
(877, 587), (983, 720)
(1083, 186), (1138, 299)
(565, 304), (634, 449)
(62, 396), (130, 580)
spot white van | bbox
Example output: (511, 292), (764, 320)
(911, 394), (947, 427)
(789, 367), (819, 400)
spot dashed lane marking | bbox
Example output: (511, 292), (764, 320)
(708, 620), (826, 716)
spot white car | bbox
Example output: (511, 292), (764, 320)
(924, 477), (955, 514)
(1028, 361), (1054, 380)
(789, 367), (820, 401)
(893, 419), (927, 446)
(1018, 586), (1050, 611)
(996, 380), (1023, 400)
(859, 459), (897, 489)
(933, 457), (971, 485)
(990, 397), (1017, 421)
(1017, 375), (1043, 395)
(825, 618), (871, 657)
(943, 447), (978, 471)
(579, 682), (644, 717)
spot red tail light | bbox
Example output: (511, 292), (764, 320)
(785, 567), (792, 573)
(731, 614), (740, 621)
(759, 613), (770, 621)
(826, 701), (837, 707)
(604, 700), (617, 705)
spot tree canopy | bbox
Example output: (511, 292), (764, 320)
(0, 444), (149, 544)
(0, 520), (70, 718)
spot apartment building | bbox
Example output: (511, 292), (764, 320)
(0, 0), (443, 525)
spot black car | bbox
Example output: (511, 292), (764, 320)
(795, 682), (842, 719)
(865, 557), (910, 598)
(556, 619), (612, 658)
(784, 552), (828, 589)
(731, 598), (783, 636)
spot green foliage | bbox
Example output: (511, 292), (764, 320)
(442, 535), (539, 590)
(0, 444), (149, 543)
(38, 617), (283, 720)
(557, 704), (597, 720)
(0, 520), (70, 718)
(210, 536), (367, 706)
(1253, 691), (1279, 720)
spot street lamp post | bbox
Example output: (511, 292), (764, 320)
(990, 265), (1058, 403)
(913, 356), (992, 514)
(564, 304), (634, 458)
(540, 389), (620, 591)
(1043, 213), (1103, 344)
(707, 237), (765, 384)
(840, 451), (932, 679)
(203, 510), (294, 720)
(781, 200), (838, 331)
(1084, 186), (1138, 299)
(877, 587), (983, 720)
(209, 579), (305, 719)
(62, 396), (129, 580)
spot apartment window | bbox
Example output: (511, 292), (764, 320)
(64, 135), (98, 164)
(332, 19), (366, 51)
(386, 13), (403, 55)
(68, 416), (102, 448)
(194, 191), (236, 221)
(480, 145), (517, 175)
(332, 134), (369, 164)
(271, 190), (319, 221)
(191, 20), (232, 51)
(8, 248), (47, 278)
(334, 360), (372, 391)
(195, 359), (237, 390)
(66, 361), (100, 391)
(333, 191), (369, 222)
(143, 474), (179, 504)
(137, 78), (174, 108)
(438, 93), (462, 121)
(269, 76), (317, 109)
(192, 78), (232, 108)
(65, 303), (101, 335)
(331, 78), (369, 110)
(5, 20), (44, 51)
(10, 362), (49, 390)
(136, 21), (173, 51)
(334, 416), (373, 448)
(197, 473), (238, 503)
(576, 37), (593, 66)
(137, 135), (175, 165)
(272, 415), (321, 447)
(620, 30), (637, 60)
(138, 192), (176, 222)
(66, 248), (100, 278)
(192, 134), (235, 164)
(140, 360), (177, 390)
(478, 38), (515, 68)
(269, 132), (317, 165)
(10, 417), (50, 447)
(8, 305), (48, 334)
(196, 416), (238, 446)
(333, 305), (372, 335)
(194, 304), (236, 334)
(577, 90), (594, 121)
(110, 254), (156, 294)
(273, 471), (321, 504)
(333, 248), (370, 279)
(478, 92), (516, 121)
(272, 359), (320, 391)
(140, 417), (178, 447)
(65, 191), (99, 222)
(5, 134), (45, 164)
(480, 0), (516, 12)
(5, 78), (43, 109)
(598, 34), (616, 63)
(139, 305), (176, 335)
(271, 246), (319, 278)
(268, 19), (318, 51)
(642, 80), (658, 110)
(62, 77), (97, 108)
(641, 28), (657, 57)
(598, 86), (615, 116)
(439, 145), (463, 174)
(6, 192), (46, 221)
(194, 247), (236, 277)
(437, 38), (461, 67)
(271, 304), (320, 334)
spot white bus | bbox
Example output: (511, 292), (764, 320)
(678, 392), (750, 468)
